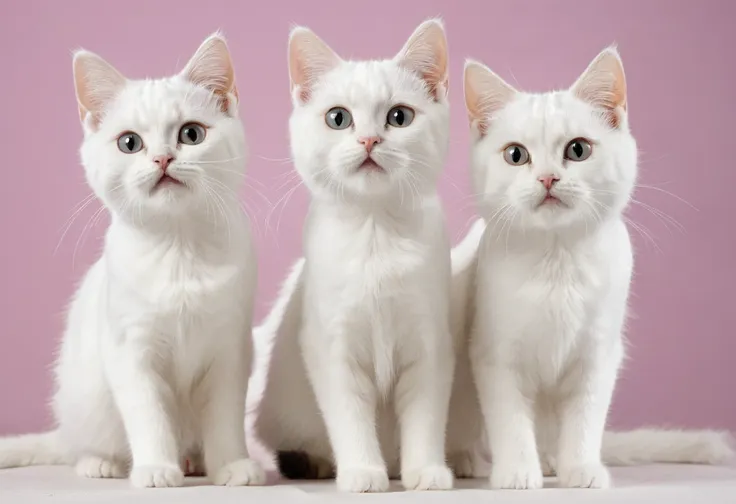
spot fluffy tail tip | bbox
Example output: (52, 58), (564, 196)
(695, 431), (735, 464)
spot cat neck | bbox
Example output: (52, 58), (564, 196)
(313, 187), (439, 224)
(109, 202), (247, 250)
(492, 215), (624, 252)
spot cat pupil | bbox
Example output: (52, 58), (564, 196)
(125, 137), (134, 151)
(394, 109), (404, 125)
(572, 142), (583, 158)
(334, 112), (343, 126)
(186, 128), (197, 142)
(512, 147), (521, 163)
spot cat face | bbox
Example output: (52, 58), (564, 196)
(465, 48), (637, 232)
(74, 34), (245, 222)
(287, 20), (449, 203)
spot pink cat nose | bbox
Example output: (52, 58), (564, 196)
(153, 154), (175, 172)
(358, 136), (381, 153)
(538, 175), (560, 190)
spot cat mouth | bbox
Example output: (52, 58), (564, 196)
(357, 158), (385, 173)
(152, 174), (185, 191)
(538, 193), (568, 208)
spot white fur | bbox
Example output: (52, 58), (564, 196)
(252, 46), (733, 491)
(252, 218), (734, 485)
(0, 34), (265, 488)
(255, 20), (455, 493)
(463, 49), (734, 490)
(252, 220), (487, 481)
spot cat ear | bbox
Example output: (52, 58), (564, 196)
(395, 18), (449, 100)
(181, 32), (238, 111)
(570, 46), (627, 128)
(73, 50), (127, 130)
(288, 27), (342, 104)
(463, 59), (517, 135)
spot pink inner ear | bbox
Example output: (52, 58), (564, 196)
(73, 51), (127, 129)
(288, 28), (341, 104)
(464, 62), (517, 136)
(297, 86), (309, 103)
(395, 20), (449, 101)
(571, 48), (627, 129)
(181, 34), (237, 113)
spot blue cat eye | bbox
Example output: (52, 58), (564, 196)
(325, 107), (352, 130)
(117, 132), (144, 154)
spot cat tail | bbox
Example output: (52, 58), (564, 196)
(602, 429), (734, 465)
(0, 430), (70, 468)
(452, 219), (486, 271)
(450, 218), (485, 339)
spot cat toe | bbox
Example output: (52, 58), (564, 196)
(336, 466), (389, 493)
(558, 462), (610, 489)
(75, 456), (126, 479)
(490, 461), (544, 489)
(212, 458), (266, 486)
(402, 464), (454, 490)
(130, 464), (184, 488)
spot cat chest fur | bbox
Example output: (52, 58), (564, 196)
(308, 215), (428, 300)
(503, 242), (609, 383)
(306, 213), (431, 395)
(108, 236), (246, 317)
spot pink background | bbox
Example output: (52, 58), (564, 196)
(1, 0), (734, 434)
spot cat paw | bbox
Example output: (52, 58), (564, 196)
(130, 464), (184, 488)
(557, 462), (610, 489)
(336, 466), (389, 493)
(75, 456), (125, 479)
(447, 451), (475, 478)
(490, 462), (544, 489)
(212, 458), (266, 486)
(402, 464), (454, 491)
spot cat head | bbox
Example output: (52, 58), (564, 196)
(287, 19), (450, 204)
(74, 33), (245, 223)
(464, 47), (637, 233)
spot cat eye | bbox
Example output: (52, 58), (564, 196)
(117, 132), (144, 154)
(564, 138), (592, 162)
(503, 144), (530, 166)
(178, 122), (207, 145)
(325, 107), (352, 130)
(386, 106), (415, 128)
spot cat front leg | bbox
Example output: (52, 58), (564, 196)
(555, 344), (620, 489)
(395, 324), (454, 491)
(472, 349), (543, 489)
(198, 334), (265, 486)
(105, 333), (183, 488)
(303, 324), (388, 493)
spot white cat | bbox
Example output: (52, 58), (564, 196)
(255, 20), (455, 493)
(252, 44), (734, 490)
(252, 219), (733, 485)
(463, 48), (733, 489)
(0, 34), (265, 488)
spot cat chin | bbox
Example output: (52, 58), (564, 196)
(116, 189), (198, 219)
(510, 205), (584, 231)
(321, 172), (396, 201)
